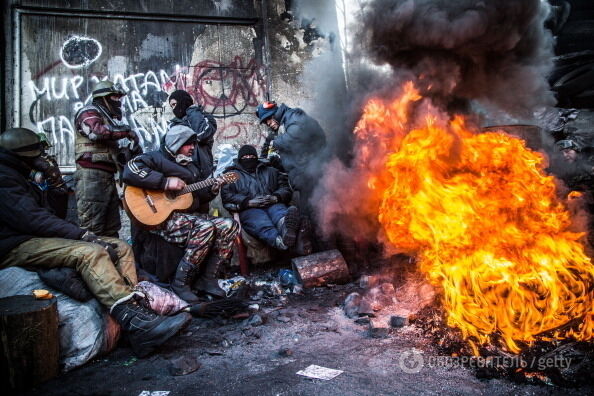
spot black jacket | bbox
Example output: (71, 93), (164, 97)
(270, 104), (326, 192)
(122, 147), (216, 214)
(221, 159), (292, 212)
(0, 148), (85, 257)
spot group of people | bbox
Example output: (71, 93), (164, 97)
(0, 80), (326, 357)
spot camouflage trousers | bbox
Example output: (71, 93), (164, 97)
(0, 237), (137, 307)
(74, 167), (121, 237)
(153, 212), (239, 268)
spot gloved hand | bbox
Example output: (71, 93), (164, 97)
(128, 129), (140, 146)
(30, 154), (65, 189)
(248, 196), (270, 208)
(107, 124), (132, 140)
(81, 231), (119, 263)
(263, 195), (278, 205)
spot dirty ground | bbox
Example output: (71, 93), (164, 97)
(17, 269), (594, 396)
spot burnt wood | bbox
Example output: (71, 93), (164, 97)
(292, 249), (350, 288)
(0, 295), (59, 392)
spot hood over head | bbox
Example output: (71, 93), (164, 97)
(164, 125), (197, 156)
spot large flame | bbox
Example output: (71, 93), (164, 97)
(356, 82), (594, 353)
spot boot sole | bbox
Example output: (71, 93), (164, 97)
(282, 206), (300, 248)
(131, 313), (192, 357)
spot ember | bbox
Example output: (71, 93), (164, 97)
(355, 82), (594, 355)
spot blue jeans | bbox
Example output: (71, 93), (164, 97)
(239, 203), (288, 247)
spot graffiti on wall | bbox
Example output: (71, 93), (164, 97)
(24, 37), (268, 166)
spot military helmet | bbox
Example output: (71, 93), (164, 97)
(92, 80), (126, 99)
(255, 101), (278, 123)
(556, 139), (580, 151)
(0, 128), (43, 157)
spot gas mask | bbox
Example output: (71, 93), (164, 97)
(106, 97), (123, 119)
(28, 154), (66, 190)
(175, 154), (193, 166)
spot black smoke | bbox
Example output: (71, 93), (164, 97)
(356, 0), (556, 118)
(312, 0), (558, 244)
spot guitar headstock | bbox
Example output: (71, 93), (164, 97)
(221, 172), (240, 184)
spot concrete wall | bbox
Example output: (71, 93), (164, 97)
(2, 0), (344, 169)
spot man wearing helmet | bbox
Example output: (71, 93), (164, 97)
(255, 101), (327, 207)
(0, 128), (190, 357)
(255, 101), (326, 253)
(74, 80), (139, 237)
(556, 138), (594, 190)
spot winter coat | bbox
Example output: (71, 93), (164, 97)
(169, 105), (217, 178)
(220, 159), (292, 212)
(0, 148), (85, 257)
(122, 147), (216, 214)
(270, 104), (326, 191)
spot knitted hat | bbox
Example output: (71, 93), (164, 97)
(255, 101), (278, 123)
(238, 144), (258, 159)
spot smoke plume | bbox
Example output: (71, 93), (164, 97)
(356, 0), (555, 117)
(315, 0), (557, 245)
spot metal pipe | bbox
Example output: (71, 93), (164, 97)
(13, 7), (20, 126)
(16, 6), (259, 25)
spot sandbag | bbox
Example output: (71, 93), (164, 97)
(0, 267), (119, 372)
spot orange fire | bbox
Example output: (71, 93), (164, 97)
(355, 82), (594, 354)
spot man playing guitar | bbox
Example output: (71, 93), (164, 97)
(122, 125), (238, 302)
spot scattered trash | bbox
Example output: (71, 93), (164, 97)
(390, 315), (408, 328)
(343, 292), (362, 318)
(138, 392), (170, 396)
(368, 318), (390, 338)
(297, 364), (343, 380)
(253, 280), (284, 296)
(218, 276), (247, 297)
(278, 347), (293, 357)
(243, 314), (264, 327)
(248, 303), (260, 311)
(231, 312), (250, 320)
(122, 357), (138, 366)
(168, 356), (201, 376)
(292, 284), (304, 294)
(279, 269), (299, 288)
(221, 339), (231, 348)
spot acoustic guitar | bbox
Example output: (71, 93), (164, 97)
(123, 172), (239, 227)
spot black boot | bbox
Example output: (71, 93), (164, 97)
(294, 215), (313, 256)
(111, 295), (191, 357)
(171, 259), (200, 303)
(279, 206), (300, 248)
(193, 255), (226, 298)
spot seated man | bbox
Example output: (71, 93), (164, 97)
(0, 128), (190, 357)
(221, 145), (300, 251)
(123, 125), (239, 302)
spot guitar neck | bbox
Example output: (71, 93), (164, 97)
(176, 178), (216, 196)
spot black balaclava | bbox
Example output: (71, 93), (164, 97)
(169, 90), (194, 119)
(238, 145), (258, 173)
(93, 97), (123, 119)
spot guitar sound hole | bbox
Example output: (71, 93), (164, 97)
(165, 191), (177, 200)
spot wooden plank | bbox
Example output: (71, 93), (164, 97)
(0, 295), (59, 391)
(291, 249), (350, 288)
